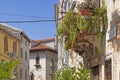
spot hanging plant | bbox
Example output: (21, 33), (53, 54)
(57, 10), (78, 49)
(57, 1), (107, 52)
(77, 0), (96, 16)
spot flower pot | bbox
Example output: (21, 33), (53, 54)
(76, 33), (85, 42)
(80, 9), (90, 16)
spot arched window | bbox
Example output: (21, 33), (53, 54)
(36, 56), (40, 64)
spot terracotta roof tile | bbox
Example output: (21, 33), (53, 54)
(30, 43), (57, 52)
(32, 38), (55, 43)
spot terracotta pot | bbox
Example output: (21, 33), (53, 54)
(76, 33), (85, 42)
(80, 9), (90, 16)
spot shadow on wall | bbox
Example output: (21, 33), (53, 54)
(109, 9), (120, 52)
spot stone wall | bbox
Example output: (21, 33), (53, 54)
(29, 51), (46, 80)
(105, 0), (120, 80)
(0, 29), (19, 61)
(46, 50), (57, 80)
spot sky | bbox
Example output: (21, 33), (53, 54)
(0, 0), (58, 40)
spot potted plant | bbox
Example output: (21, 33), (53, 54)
(55, 62), (90, 80)
(57, 0), (107, 52)
(77, 0), (96, 16)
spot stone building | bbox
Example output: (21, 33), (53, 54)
(0, 23), (20, 61)
(55, 0), (83, 69)
(105, 0), (120, 80)
(0, 23), (22, 80)
(55, 0), (120, 80)
(29, 38), (57, 80)
(0, 23), (31, 80)
(18, 32), (31, 80)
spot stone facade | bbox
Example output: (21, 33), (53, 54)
(105, 0), (120, 80)
(29, 51), (46, 80)
(0, 23), (21, 80)
(55, 0), (120, 80)
(55, 0), (83, 69)
(0, 24), (20, 61)
(18, 33), (31, 80)
(46, 50), (57, 80)
(29, 38), (57, 80)
(0, 23), (31, 80)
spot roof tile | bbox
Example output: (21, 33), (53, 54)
(32, 38), (55, 43)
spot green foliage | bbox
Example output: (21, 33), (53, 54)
(76, 63), (90, 80)
(57, 3), (107, 51)
(77, 0), (96, 10)
(0, 60), (19, 80)
(55, 62), (90, 80)
(57, 10), (78, 49)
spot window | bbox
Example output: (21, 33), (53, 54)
(20, 68), (23, 79)
(25, 51), (27, 61)
(63, 1), (67, 11)
(91, 65), (99, 80)
(105, 60), (112, 80)
(13, 42), (17, 53)
(36, 56), (40, 64)
(4, 36), (8, 53)
(25, 69), (27, 79)
(25, 40), (27, 46)
(97, 0), (100, 8)
(20, 48), (23, 58)
(91, 65), (99, 76)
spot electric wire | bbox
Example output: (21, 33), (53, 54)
(0, 17), (63, 23)
(0, 12), (64, 23)
(0, 12), (52, 19)
(0, 19), (56, 23)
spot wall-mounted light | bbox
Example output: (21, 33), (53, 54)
(34, 64), (41, 69)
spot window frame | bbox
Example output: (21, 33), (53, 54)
(4, 36), (8, 53)
(25, 69), (27, 79)
(36, 55), (40, 64)
(25, 51), (27, 61)
(105, 59), (112, 80)
(13, 42), (17, 53)
(20, 48), (23, 58)
(20, 68), (23, 79)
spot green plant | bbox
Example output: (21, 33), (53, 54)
(57, 10), (78, 49)
(77, 0), (96, 10)
(57, 1), (107, 52)
(55, 62), (90, 80)
(0, 60), (19, 80)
